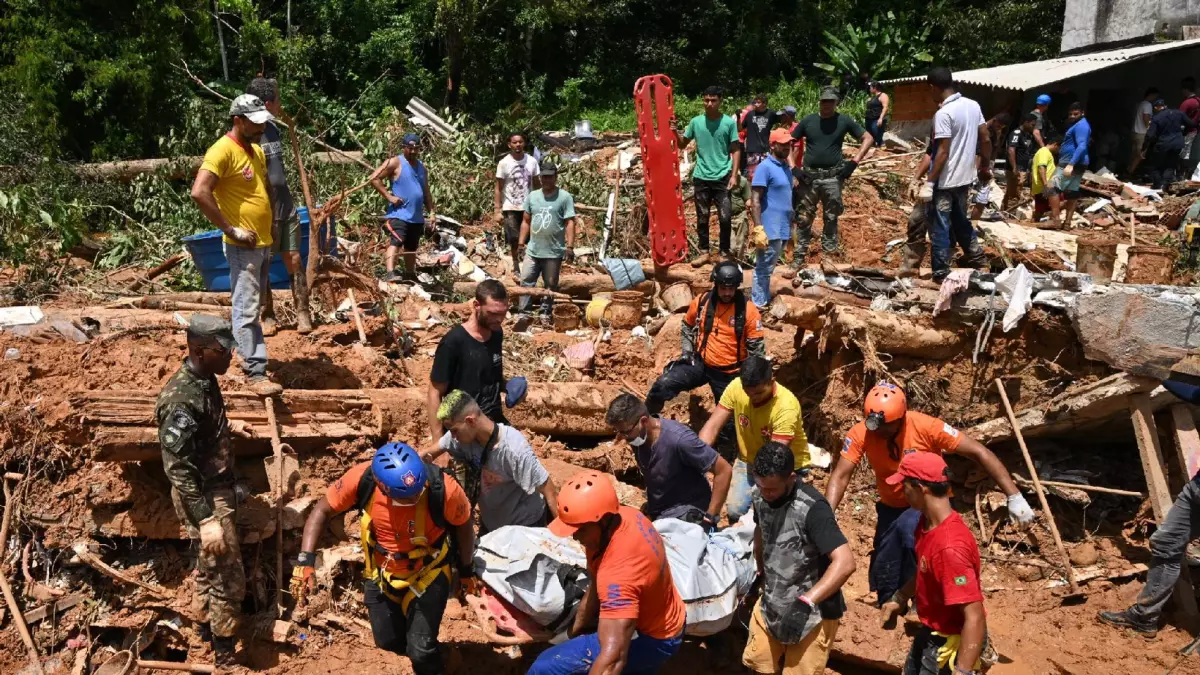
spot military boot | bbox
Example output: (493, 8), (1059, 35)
(292, 270), (313, 334)
(213, 635), (242, 668)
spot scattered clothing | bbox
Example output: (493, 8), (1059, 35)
(430, 325), (506, 423)
(497, 153), (540, 211)
(933, 93), (985, 189)
(932, 269), (972, 316)
(383, 157), (428, 224)
(201, 133), (273, 247)
(438, 424), (550, 532)
(718, 378), (810, 468)
(636, 418), (719, 520)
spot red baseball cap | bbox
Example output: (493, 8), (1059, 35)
(885, 451), (949, 485)
(769, 128), (792, 145)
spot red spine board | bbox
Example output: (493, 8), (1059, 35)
(633, 75), (687, 267)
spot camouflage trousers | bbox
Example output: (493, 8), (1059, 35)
(793, 176), (844, 254)
(172, 487), (245, 639)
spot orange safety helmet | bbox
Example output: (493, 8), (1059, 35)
(548, 471), (621, 537)
(864, 382), (907, 431)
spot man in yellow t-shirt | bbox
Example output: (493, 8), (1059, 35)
(699, 355), (809, 522)
(1030, 135), (1062, 229)
(190, 94), (281, 396)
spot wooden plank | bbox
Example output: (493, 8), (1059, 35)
(1171, 404), (1200, 481)
(22, 592), (84, 625)
(1131, 394), (1200, 620)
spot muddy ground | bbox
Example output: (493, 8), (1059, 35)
(2, 149), (1199, 674)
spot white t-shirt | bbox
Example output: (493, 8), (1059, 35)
(439, 424), (549, 532)
(496, 154), (540, 211)
(1133, 100), (1153, 135)
(933, 93), (985, 189)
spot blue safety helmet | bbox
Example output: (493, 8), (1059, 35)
(1036, 94), (1051, 106)
(372, 442), (426, 500)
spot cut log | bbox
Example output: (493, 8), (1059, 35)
(50, 151), (365, 183)
(769, 296), (823, 331)
(451, 283), (573, 301)
(771, 298), (966, 359)
(75, 383), (625, 461)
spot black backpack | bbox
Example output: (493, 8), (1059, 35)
(696, 289), (747, 363)
(354, 460), (448, 530)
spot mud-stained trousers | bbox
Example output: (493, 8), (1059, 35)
(172, 487), (245, 639)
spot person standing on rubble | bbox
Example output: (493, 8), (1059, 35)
(699, 355), (810, 523)
(494, 131), (541, 275)
(1128, 88), (1158, 177)
(190, 94), (283, 397)
(644, 260), (764, 435)
(880, 452), (991, 675)
(370, 132), (437, 282)
(920, 67), (990, 282)
(750, 128), (796, 309)
(1030, 94), (1055, 149)
(743, 441), (856, 675)
(427, 280), (525, 441)
(422, 389), (558, 532)
(863, 80), (890, 161)
(606, 393), (733, 528)
(1142, 97), (1198, 190)
(244, 76), (313, 336)
(518, 161), (575, 316)
(1031, 135), (1064, 228)
(1180, 78), (1200, 180)
(676, 85), (741, 266)
(824, 383), (1034, 614)
(1001, 113), (1037, 214)
(1054, 102), (1090, 229)
(788, 86), (875, 260)
(528, 471), (686, 675)
(156, 315), (247, 666)
(741, 93), (780, 182)
(292, 443), (474, 674)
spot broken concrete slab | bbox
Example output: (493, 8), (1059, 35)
(1070, 285), (1200, 379)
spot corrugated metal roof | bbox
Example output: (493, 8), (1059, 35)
(881, 39), (1200, 91)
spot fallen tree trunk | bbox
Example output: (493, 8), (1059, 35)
(451, 283), (572, 301)
(771, 298), (967, 359)
(75, 383), (624, 461)
(51, 151), (366, 183)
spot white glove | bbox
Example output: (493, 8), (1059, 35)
(199, 516), (228, 556)
(228, 228), (258, 247)
(1007, 492), (1036, 526)
(918, 181), (935, 203)
(1063, 165), (1075, 178)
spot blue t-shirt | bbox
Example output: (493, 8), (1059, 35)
(636, 418), (719, 519)
(384, 157), (427, 223)
(524, 188), (576, 259)
(751, 155), (794, 241)
(1059, 117), (1091, 168)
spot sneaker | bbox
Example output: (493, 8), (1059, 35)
(1097, 608), (1158, 637)
(246, 376), (283, 397)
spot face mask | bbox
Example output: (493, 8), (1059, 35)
(628, 429), (648, 447)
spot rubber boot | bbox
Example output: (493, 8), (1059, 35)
(213, 635), (241, 667)
(292, 270), (313, 334)
(899, 242), (926, 278)
(960, 239), (989, 269)
(259, 286), (278, 337)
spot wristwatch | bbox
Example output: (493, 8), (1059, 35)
(954, 667), (979, 675)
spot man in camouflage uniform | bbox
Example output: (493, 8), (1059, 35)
(156, 314), (245, 666)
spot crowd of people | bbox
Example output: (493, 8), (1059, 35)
(163, 67), (1200, 675)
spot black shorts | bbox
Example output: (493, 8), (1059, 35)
(502, 210), (523, 249)
(384, 219), (423, 252)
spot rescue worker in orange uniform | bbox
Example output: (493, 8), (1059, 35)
(292, 443), (475, 674)
(824, 383), (1034, 611)
(529, 471), (687, 675)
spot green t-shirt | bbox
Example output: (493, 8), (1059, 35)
(731, 173), (752, 216)
(790, 113), (866, 169)
(523, 188), (576, 259)
(686, 114), (739, 181)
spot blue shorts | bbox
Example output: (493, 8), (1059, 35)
(1053, 166), (1082, 198)
(527, 631), (683, 675)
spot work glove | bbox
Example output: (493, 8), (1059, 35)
(458, 560), (481, 596)
(1006, 492), (1036, 526)
(228, 228), (258, 247)
(564, 247), (575, 264)
(290, 560), (316, 605)
(1063, 164), (1075, 178)
(838, 160), (859, 181)
(198, 516), (227, 556)
(701, 512), (719, 534)
(918, 181), (935, 203)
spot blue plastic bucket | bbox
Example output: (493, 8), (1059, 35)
(182, 210), (337, 291)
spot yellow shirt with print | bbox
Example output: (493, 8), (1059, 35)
(717, 378), (809, 469)
(1031, 146), (1055, 197)
(200, 135), (273, 248)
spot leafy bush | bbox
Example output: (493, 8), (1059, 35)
(815, 12), (933, 81)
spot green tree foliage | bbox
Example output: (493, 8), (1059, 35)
(815, 12), (933, 80)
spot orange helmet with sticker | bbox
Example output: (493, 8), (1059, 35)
(548, 471), (620, 537)
(864, 382), (907, 431)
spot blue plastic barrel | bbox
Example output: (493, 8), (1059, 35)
(182, 211), (337, 291)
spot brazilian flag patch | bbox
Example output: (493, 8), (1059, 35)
(954, 575), (968, 586)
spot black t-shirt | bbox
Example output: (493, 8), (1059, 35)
(799, 483), (849, 620)
(791, 113), (866, 169)
(741, 109), (780, 155)
(1007, 128), (1034, 170)
(430, 324), (505, 421)
(261, 122), (296, 225)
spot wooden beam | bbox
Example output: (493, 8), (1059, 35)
(23, 592), (84, 625)
(1130, 394), (1200, 620)
(1171, 404), (1200, 482)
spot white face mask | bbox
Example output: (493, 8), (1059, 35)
(628, 428), (648, 447)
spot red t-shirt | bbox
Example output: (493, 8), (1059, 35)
(326, 461), (471, 575)
(1182, 96), (1200, 125)
(913, 511), (984, 634)
(591, 506), (686, 640)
